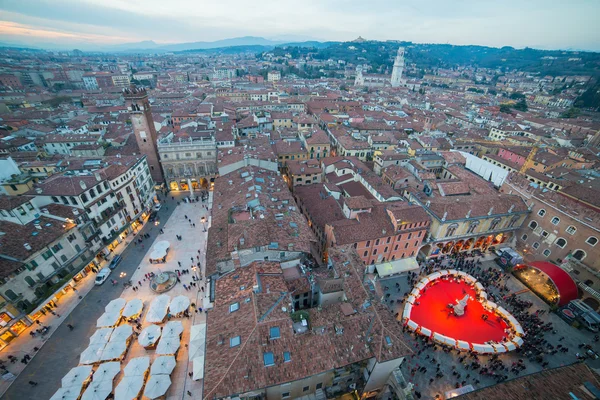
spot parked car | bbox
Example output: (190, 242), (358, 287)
(95, 268), (111, 286)
(108, 254), (122, 270)
(153, 203), (162, 212)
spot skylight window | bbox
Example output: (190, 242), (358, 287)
(230, 336), (241, 347)
(269, 326), (280, 339)
(263, 352), (274, 366)
(283, 351), (291, 362)
(229, 302), (239, 313)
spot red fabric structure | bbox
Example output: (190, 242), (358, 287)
(528, 261), (578, 306)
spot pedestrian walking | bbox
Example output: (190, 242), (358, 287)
(28, 381), (38, 386)
(67, 324), (74, 330)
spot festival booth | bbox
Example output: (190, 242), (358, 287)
(492, 344), (508, 353)
(189, 324), (206, 361)
(162, 321), (184, 339)
(122, 299), (144, 320)
(149, 241), (170, 264)
(80, 343), (105, 365)
(90, 328), (114, 346)
(457, 340), (471, 351)
(139, 325), (162, 349)
(114, 375), (144, 400)
(150, 356), (176, 376)
(193, 356), (205, 381)
(513, 261), (578, 306)
(419, 327), (432, 339)
(144, 374), (172, 399)
(169, 296), (190, 316)
(145, 295), (171, 324)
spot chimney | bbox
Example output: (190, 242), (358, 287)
(466, 209), (471, 219)
(488, 206), (494, 216)
(94, 172), (101, 182)
(442, 211), (447, 221)
(24, 243), (32, 251)
(508, 204), (515, 213)
(240, 237), (245, 245)
(35, 188), (43, 194)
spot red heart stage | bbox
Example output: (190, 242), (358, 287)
(402, 270), (524, 353)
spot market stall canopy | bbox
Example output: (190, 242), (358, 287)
(189, 324), (206, 360)
(110, 325), (133, 343)
(100, 339), (127, 361)
(150, 356), (176, 376)
(144, 374), (172, 399)
(123, 356), (150, 377)
(81, 379), (113, 400)
(114, 375), (144, 400)
(138, 324), (162, 348)
(169, 296), (190, 315)
(122, 299), (143, 319)
(162, 321), (184, 339)
(150, 248), (167, 260)
(93, 361), (121, 383)
(50, 387), (82, 400)
(61, 365), (93, 389)
(80, 343), (105, 365)
(89, 328), (113, 346)
(145, 295), (170, 324)
(376, 257), (420, 277)
(156, 337), (181, 355)
(153, 240), (170, 252)
(192, 356), (205, 381)
(96, 311), (121, 328)
(105, 298), (126, 314)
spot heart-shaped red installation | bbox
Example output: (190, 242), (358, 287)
(402, 270), (524, 353)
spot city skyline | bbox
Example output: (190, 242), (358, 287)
(1, 0), (599, 51)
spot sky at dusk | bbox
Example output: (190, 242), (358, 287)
(1, 0), (599, 51)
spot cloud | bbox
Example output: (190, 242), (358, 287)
(0, 20), (129, 44)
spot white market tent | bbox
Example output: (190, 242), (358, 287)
(493, 344), (508, 353)
(169, 296), (190, 315)
(61, 365), (93, 389)
(80, 343), (105, 365)
(93, 361), (121, 383)
(89, 328), (113, 346)
(114, 375), (144, 400)
(190, 324), (206, 342)
(162, 321), (184, 339)
(150, 248), (167, 260)
(156, 337), (181, 356)
(138, 324), (162, 348)
(96, 311), (121, 328)
(513, 336), (525, 346)
(100, 339), (127, 361)
(123, 356), (150, 377)
(110, 324), (133, 343)
(457, 340), (471, 351)
(105, 298), (127, 314)
(504, 341), (517, 351)
(189, 324), (206, 361)
(81, 379), (113, 400)
(153, 241), (170, 252)
(150, 356), (176, 376)
(50, 387), (82, 400)
(472, 343), (489, 353)
(406, 320), (419, 331)
(145, 295), (170, 324)
(192, 356), (205, 381)
(420, 327), (432, 338)
(122, 299), (143, 319)
(144, 374), (172, 399)
(402, 304), (412, 320)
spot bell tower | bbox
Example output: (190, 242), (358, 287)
(391, 47), (405, 87)
(124, 87), (164, 184)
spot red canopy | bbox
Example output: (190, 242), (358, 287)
(529, 261), (578, 306)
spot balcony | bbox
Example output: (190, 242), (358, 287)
(95, 203), (124, 227)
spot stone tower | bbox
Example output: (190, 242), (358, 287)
(390, 47), (405, 87)
(123, 87), (164, 183)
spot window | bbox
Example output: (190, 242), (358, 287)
(586, 237), (598, 247)
(303, 386), (310, 392)
(543, 249), (551, 257)
(532, 242), (540, 249)
(566, 226), (577, 235)
(521, 234), (528, 241)
(283, 351), (291, 362)
(316, 383), (323, 389)
(363, 251), (368, 257)
(4, 289), (17, 301)
(489, 218), (501, 231)
(445, 224), (458, 237)
(573, 250), (586, 261)
(229, 302), (239, 313)
(408, 233), (412, 240)
(373, 249), (377, 255)
(541, 230), (549, 238)
(270, 326), (280, 339)
(282, 392), (290, 399)
(263, 352), (275, 366)
(366, 240), (370, 247)
(230, 336), (241, 347)
(538, 209), (546, 217)
(375, 239), (379, 245)
(385, 336), (392, 346)
(467, 222), (479, 234)
(386, 237), (391, 244)
(555, 238), (567, 248)
(551, 217), (560, 225)
(42, 250), (53, 260)
(529, 221), (538, 230)
(24, 276), (35, 287)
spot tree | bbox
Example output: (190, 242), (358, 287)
(560, 107), (580, 119)
(499, 104), (513, 114)
(513, 99), (528, 112)
(510, 92), (525, 100)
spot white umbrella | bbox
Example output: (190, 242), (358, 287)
(81, 379), (113, 400)
(62, 365), (93, 388)
(100, 339), (127, 361)
(150, 355), (176, 376)
(93, 361), (121, 383)
(162, 321), (184, 339)
(188, 342), (204, 360)
(114, 375), (144, 400)
(190, 324), (206, 342)
(169, 296), (191, 315)
(189, 324), (206, 360)
(145, 295), (170, 324)
(80, 343), (105, 365)
(50, 387), (82, 400)
(144, 374), (172, 399)
(122, 299), (143, 319)
(138, 324), (162, 348)
(105, 298), (127, 314)
(96, 311), (121, 328)
(156, 337), (181, 355)
(150, 248), (167, 260)
(89, 328), (114, 345)
(192, 356), (205, 381)
(153, 240), (170, 252)
(110, 325), (133, 343)
(124, 356), (150, 377)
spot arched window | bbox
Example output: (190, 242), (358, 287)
(529, 220), (538, 230)
(521, 234), (528, 241)
(538, 209), (546, 217)
(466, 222), (479, 234)
(555, 238), (567, 248)
(4, 289), (17, 301)
(586, 237), (598, 247)
(572, 249), (587, 261)
(508, 215), (520, 228)
(543, 249), (551, 257)
(551, 216), (560, 225)
(489, 218), (501, 231)
(24, 276), (36, 287)
(566, 225), (577, 235)
(445, 224), (458, 238)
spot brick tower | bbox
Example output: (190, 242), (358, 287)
(123, 87), (164, 183)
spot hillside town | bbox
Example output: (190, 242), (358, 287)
(0, 40), (599, 400)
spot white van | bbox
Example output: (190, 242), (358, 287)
(95, 268), (111, 286)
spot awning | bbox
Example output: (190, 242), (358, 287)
(193, 356), (205, 381)
(376, 257), (419, 277)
